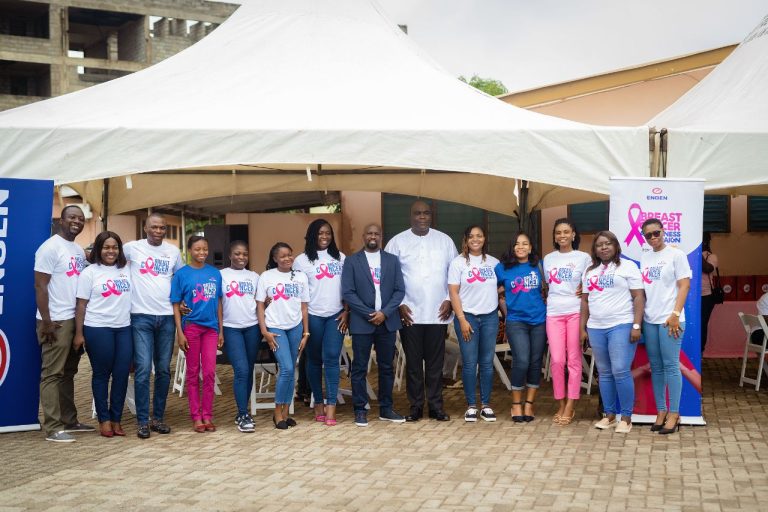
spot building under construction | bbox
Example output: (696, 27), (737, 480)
(0, 0), (238, 112)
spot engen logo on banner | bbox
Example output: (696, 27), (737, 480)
(0, 178), (54, 433)
(609, 177), (705, 425)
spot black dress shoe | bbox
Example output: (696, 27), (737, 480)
(405, 414), (422, 422)
(136, 424), (150, 439)
(285, 417), (297, 427)
(150, 421), (171, 434)
(429, 410), (450, 421)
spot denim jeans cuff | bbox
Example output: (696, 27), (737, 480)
(526, 383), (540, 389)
(510, 385), (525, 391)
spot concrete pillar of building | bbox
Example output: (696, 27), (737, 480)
(190, 22), (206, 41)
(107, 32), (118, 61)
(153, 17), (168, 38)
(172, 18), (187, 37)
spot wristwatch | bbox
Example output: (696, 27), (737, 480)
(672, 310), (681, 317)
(632, 323), (641, 330)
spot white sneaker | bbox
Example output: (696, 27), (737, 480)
(464, 407), (478, 422)
(594, 417), (617, 430)
(480, 407), (497, 422)
(615, 420), (632, 434)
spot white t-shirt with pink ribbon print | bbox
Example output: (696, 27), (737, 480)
(582, 259), (643, 329)
(76, 264), (132, 328)
(293, 250), (346, 317)
(447, 254), (500, 315)
(543, 250), (592, 316)
(640, 245), (692, 324)
(34, 234), (87, 321)
(220, 267), (259, 328)
(123, 239), (183, 315)
(255, 269), (310, 330)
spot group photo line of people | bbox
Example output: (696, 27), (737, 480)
(36, 199), (707, 442)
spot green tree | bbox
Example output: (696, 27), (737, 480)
(458, 74), (508, 96)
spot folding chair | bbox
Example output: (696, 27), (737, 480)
(249, 363), (295, 416)
(580, 346), (596, 395)
(172, 350), (222, 397)
(738, 312), (768, 391)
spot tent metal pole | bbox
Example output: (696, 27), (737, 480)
(102, 178), (109, 231)
(518, 179), (529, 233)
(181, 209), (187, 253)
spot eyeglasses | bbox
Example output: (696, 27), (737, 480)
(643, 230), (662, 240)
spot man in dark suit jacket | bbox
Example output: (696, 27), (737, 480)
(342, 223), (406, 427)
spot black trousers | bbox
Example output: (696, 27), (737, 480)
(701, 294), (717, 352)
(400, 324), (447, 415)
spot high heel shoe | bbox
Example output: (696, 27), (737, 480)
(659, 417), (681, 435)
(523, 400), (535, 422)
(650, 414), (667, 432)
(510, 402), (525, 423)
(556, 410), (576, 426)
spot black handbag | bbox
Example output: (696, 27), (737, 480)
(710, 266), (725, 304)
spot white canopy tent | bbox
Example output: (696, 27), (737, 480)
(0, 0), (648, 216)
(650, 14), (768, 195)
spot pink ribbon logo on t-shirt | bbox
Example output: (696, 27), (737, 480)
(66, 257), (80, 277)
(370, 267), (381, 285)
(101, 280), (122, 297)
(226, 281), (244, 298)
(549, 268), (562, 285)
(587, 275), (604, 292)
(641, 268), (653, 284)
(273, 283), (290, 301)
(140, 257), (159, 276)
(466, 267), (486, 284)
(624, 203), (646, 247)
(192, 284), (209, 303)
(510, 277), (528, 294)
(315, 263), (334, 280)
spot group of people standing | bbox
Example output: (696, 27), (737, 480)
(35, 200), (692, 441)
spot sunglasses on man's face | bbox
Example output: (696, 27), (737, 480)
(643, 230), (662, 240)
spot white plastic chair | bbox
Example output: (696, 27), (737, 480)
(738, 312), (768, 391)
(580, 346), (596, 395)
(172, 350), (222, 397)
(249, 363), (295, 416)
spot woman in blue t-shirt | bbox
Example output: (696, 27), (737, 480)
(171, 235), (223, 433)
(494, 232), (547, 423)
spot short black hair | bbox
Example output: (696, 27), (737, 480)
(60, 205), (84, 218)
(187, 235), (207, 251)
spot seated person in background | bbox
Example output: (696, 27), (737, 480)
(752, 291), (768, 344)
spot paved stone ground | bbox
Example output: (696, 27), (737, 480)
(1, 356), (767, 511)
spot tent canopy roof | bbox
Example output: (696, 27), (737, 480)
(0, 0), (648, 214)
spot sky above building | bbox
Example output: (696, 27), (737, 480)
(215, 0), (767, 93)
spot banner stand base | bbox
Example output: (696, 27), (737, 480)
(0, 423), (41, 434)
(632, 414), (706, 426)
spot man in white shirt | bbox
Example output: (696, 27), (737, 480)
(385, 201), (458, 421)
(34, 205), (94, 442)
(124, 213), (183, 439)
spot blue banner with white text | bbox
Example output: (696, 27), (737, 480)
(0, 178), (54, 432)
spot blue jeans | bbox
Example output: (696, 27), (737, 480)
(454, 311), (498, 406)
(306, 312), (345, 406)
(84, 325), (133, 423)
(224, 325), (263, 416)
(506, 321), (546, 390)
(351, 325), (396, 412)
(588, 323), (636, 417)
(131, 314), (175, 425)
(270, 323), (304, 405)
(643, 321), (684, 413)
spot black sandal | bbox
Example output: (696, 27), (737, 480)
(510, 402), (525, 423)
(523, 400), (535, 422)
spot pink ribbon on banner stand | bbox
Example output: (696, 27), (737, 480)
(226, 281), (244, 297)
(315, 263), (334, 280)
(66, 257), (80, 277)
(510, 277), (527, 294)
(140, 257), (159, 276)
(549, 268), (562, 284)
(641, 268), (652, 284)
(624, 203), (646, 247)
(192, 284), (208, 303)
(101, 280), (121, 297)
(466, 268), (486, 284)
(587, 275), (604, 292)
(273, 283), (290, 301)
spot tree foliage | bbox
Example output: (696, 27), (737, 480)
(458, 74), (508, 96)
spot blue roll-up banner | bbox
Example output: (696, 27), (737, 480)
(0, 178), (54, 433)
(609, 177), (705, 425)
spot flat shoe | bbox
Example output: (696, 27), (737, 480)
(100, 429), (114, 438)
(203, 422), (216, 432)
(325, 418), (337, 426)
(193, 424), (206, 433)
(111, 424), (125, 436)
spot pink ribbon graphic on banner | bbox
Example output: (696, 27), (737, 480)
(587, 275), (604, 292)
(370, 268), (380, 285)
(549, 268), (562, 284)
(510, 277), (527, 294)
(192, 284), (208, 303)
(273, 283), (289, 301)
(315, 263), (334, 280)
(226, 281), (244, 297)
(101, 280), (121, 297)
(624, 203), (646, 247)
(140, 257), (159, 276)
(466, 267), (486, 284)
(65, 257), (80, 277)
(641, 268), (652, 284)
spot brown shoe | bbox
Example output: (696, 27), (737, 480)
(203, 421), (216, 432)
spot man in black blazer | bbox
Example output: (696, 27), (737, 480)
(342, 223), (406, 427)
